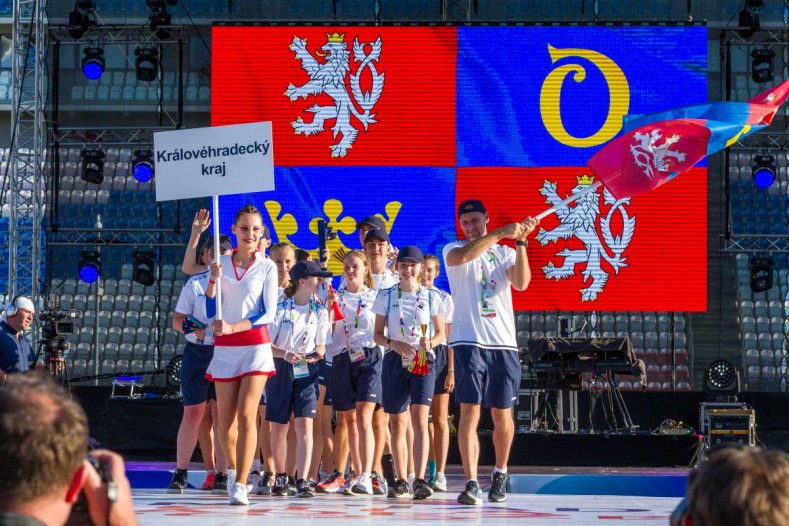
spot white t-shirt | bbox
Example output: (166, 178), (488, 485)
(371, 285), (441, 355)
(269, 299), (332, 356)
(429, 286), (454, 346)
(327, 287), (379, 358)
(442, 241), (518, 351)
(338, 269), (399, 293)
(174, 271), (214, 345)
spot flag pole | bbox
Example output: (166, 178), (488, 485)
(533, 181), (602, 221)
(212, 194), (222, 320)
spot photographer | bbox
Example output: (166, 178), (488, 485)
(0, 372), (138, 526)
(0, 296), (36, 382)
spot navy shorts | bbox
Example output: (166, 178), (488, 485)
(181, 342), (215, 406)
(317, 359), (334, 406)
(453, 345), (522, 409)
(265, 357), (319, 424)
(331, 347), (383, 412)
(433, 344), (450, 395)
(381, 351), (436, 415)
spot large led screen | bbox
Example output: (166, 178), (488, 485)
(212, 25), (708, 311)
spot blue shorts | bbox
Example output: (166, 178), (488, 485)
(453, 345), (522, 409)
(381, 351), (436, 414)
(317, 359), (333, 406)
(181, 342), (215, 406)
(331, 347), (383, 412)
(433, 344), (450, 395)
(264, 358), (319, 424)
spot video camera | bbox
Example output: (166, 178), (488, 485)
(39, 295), (79, 340)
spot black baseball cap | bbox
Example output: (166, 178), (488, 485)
(364, 228), (390, 244)
(202, 234), (233, 253)
(457, 199), (487, 217)
(358, 215), (386, 231)
(289, 260), (332, 282)
(260, 223), (271, 240)
(397, 245), (423, 263)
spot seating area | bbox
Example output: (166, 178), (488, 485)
(518, 311), (691, 391)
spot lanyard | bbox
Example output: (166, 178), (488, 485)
(397, 285), (424, 340)
(339, 288), (366, 349)
(289, 299), (314, 354)
(480, 248), (497, 308)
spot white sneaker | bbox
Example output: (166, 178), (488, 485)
(229, 482), (249, 505)
(351, 475), (373, 495)
(227, 468), (237, 496)
(431, 472), (447, 492)
(246, 471), (261, 493)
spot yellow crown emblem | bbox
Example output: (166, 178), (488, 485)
(264, 199), (402, 275)
(327, 32), (345, 44)
(576, 174), (595, 185)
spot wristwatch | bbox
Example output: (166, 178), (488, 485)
(516, 240), (528, 247)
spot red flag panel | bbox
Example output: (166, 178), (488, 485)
(211, 26), (457, 167)
(456, 167), (707, 312)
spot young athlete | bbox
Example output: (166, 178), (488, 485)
(181, 209), (233, 276)
(266, 260), (332, 498)
(204, 205), (279, 506)
(168, 237), (231, 495)
(373, 246), (444, 500)
(420, 254), (455, 492)
(323, 250), (380, 495)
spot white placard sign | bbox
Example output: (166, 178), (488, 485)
(153, 121), (274, 201)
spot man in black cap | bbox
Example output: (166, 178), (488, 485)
(442, 199), (538, 505)
(358, 215), (398, 267)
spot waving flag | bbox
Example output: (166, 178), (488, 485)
(588, 80), (789, 199)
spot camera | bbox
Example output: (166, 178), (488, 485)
(38, 295), (81, 380)
(66, 456), (113, 526)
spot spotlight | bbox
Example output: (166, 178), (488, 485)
(68, 10), (89, 39)
(751, 48), (775, 84)
(134, 47), (159, 82)
(750, 256), (774, 292)
(78, 250), (101, 284)
(132, 149), (155, 182)
(149, 8), (172, 34)
(81, 46), (104, 80)
(80, 148), (105, 185)
(704, 360), (740, 401)
(752, 154), (775, 189)
(132, 250), (156, 286)
(739, 4), (761, 37)
(166, 354), (182, 389)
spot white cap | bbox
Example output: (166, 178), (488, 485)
(14, 296), (35, 313)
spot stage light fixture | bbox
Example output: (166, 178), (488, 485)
(78, 250), (101, 284)
(739, 5), (761, 37)
(134, 47), (159, 82)
(751, 48), (775, 84)
(752, 154), (775, 189)
(704, 360), (740, 400)
(81, 46), (104, 80)
(132, 149), (155, 182)
(750, 256), (774, 292)
(166, 354), (182, 389)
(132, 250), (156, 286)
(80, 148), (105, 185)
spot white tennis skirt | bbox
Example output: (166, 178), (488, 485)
(205, 343), (276, 382)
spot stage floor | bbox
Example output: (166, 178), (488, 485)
(132, 489), (682, 525)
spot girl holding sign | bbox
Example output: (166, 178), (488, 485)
(266, 260), (332, 498)
(204, 205), (279, 506)
(372, 246), (444, 500)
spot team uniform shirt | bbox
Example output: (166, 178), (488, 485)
(429, 286), (454, 346)
(269, 299), (332, 359)
(327, 286), (378, 359)
(174, 271), (215, 345)
(277, 286), (286, 303)
(371, 285), (441, 357)
(0, 321), (35, 373)
(443, 241), (518, 351)
(338, 269), (399, 294)
(204, 252), (279, 381)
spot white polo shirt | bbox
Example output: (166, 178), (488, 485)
(442, 241), (518, 351)
(174, 271), (214, 345)
(269, 299), (332, 356)
(371, 285), (441, 354)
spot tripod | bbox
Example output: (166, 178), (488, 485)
(35, 338), (70, 390)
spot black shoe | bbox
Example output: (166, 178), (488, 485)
(387, 478), (410, 499)
(457, 479), (483, 506)
(287, 476), (297, 496)
(167, 468), (187, 494)
(211, 473), (228, 494)
(272, 473), (288, 496)
(255, 471), (273, 495)
(412, 478), (433, 500)
(296, 478), (315, 498)
(488, 472), (508, 502)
